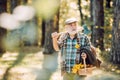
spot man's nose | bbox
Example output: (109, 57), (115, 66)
(71, 23), (75, 27)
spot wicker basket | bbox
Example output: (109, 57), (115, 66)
(78, 67), (95, 75)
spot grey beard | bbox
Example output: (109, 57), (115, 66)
(68, 31), (77, 35)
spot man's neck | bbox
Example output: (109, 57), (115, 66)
(69, 34), (76, 39)
(66, 32), (77, 39)
(70, 35), (74, 39)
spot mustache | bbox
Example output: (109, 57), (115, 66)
(67, 29), (77, 32)
(67, 31), (77, 35)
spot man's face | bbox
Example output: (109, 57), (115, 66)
(65, 22), (77, 35)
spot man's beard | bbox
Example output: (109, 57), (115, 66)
(67, 30), (77, 35)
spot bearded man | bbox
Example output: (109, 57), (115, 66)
(51, 17), (91, 80)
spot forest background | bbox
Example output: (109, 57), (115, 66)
(0, 0), (120, 80)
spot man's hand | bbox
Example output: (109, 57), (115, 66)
(51, 32), (59, 39)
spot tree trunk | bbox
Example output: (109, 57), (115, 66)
(41, 19), (45, 47)
(21, 0), (28, 4)
(90, 0), (93, 42)
(43, 13), (59, 54)
(0, 0), (7, 13)
(0, 0), (7, 54)
(90, 0), (93, 22)
(106, 0), (111, 8)
(10, 0), (18, 13)
(78, 0), (84, 25)
(91, 0), (104, 50)
(18, 0), (27, 5)
(111, 0), (120, 64)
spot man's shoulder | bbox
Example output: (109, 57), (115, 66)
(58, 32), (68, 41)
(59, 32), (68, 37)
(77, 32), (87, 38)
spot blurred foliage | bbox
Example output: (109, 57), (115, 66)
(0, 0), (119, 79)
(5, 0), (114, 51)
(33, 0), (59, 19)
(76, 0), (114, 62)
(59, 0), (79, 31)
(59, 0), (114, 64)
(99, 7), (114, 63)
(104, 8), (113, 49)
(5, 0), (114, 60)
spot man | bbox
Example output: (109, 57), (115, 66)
(51, 17), (91, 80)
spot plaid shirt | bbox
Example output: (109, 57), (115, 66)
(58, 32), (90, 73)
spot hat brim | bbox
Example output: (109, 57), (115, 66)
(65, 18), (78, 24)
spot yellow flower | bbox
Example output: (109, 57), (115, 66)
(79, 63), (84, 68)
(74, 65), (79, 70)
(72, 68), (77, 73)
(72, 63), (84, 74)
(75, 43), (80, 49)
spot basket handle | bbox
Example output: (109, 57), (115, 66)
(81, 53), (87, 72)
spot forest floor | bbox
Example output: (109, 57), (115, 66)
(0, 46), (120, 80)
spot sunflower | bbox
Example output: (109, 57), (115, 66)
(75, 43), (80, 49)
(72, 63), (84, 74)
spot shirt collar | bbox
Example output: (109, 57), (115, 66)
(66, 32), (77, 39)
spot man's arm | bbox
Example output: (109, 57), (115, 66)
(52, 38), (60, 51)
(51, 32), (60, 51)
